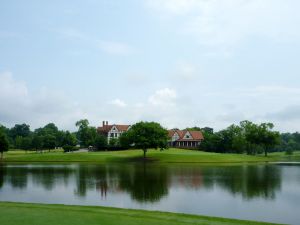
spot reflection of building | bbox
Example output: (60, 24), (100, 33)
(97, 121), (131, 143)
(168, 129), (204, 149)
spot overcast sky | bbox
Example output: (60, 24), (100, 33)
(1, 0), (300, 132)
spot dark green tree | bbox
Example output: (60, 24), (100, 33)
(0, 130), (9, 159)
(94, 134), (107, 151)
(125, 121), (168, 158)
(32, 134), (44, 152)
(43, 134), (56, 151)
(75, 119), (97, 147)
(9, 123), (31, 139)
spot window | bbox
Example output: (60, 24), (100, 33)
(110, 133), (114, 137)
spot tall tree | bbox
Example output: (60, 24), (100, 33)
(256, 123), (280, 157)
(125, 121), (168, 158)
(75, 119), (97, 147)
(0, 130), (9, 159)
(9, 124), (31, 139)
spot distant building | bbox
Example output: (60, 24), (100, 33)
(168, 129), (204, 149)
(97, 121), (131, 143)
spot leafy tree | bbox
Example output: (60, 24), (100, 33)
(257, 123), (280, 157)
(109, 138), (118, 148)
(94, 134), (107, 151)
(125, 121), (168, 158)
(119, 132), (131, 149)
(0, 130), (9, 159)
(62, 131), (77, 146)
(75, 119), (97, 147)
(186, 126), (202, 131)
(9, 123), (31, 139)
(43, 134), (56, 151)
(32, 134), (44, 152)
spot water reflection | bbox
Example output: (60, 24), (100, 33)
(202, 165), (281, 200)
(0, 163), (284, 202)
(119, 164), (168, 202)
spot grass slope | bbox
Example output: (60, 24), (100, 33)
(2, 149), (300, 163)
(0, 202), (282, 225)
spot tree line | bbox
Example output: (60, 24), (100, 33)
(1, 119), (299, 158)
(188, 121), (299, 156)
(0, 120), (167, 159)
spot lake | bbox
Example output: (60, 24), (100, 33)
(0, 163), (300, 224)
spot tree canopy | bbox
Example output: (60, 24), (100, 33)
(0, 130), (9, 159)
(125, 121), (168, 158)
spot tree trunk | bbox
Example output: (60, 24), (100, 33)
(143, 149), (147, 159)
(265, 147), (268, 157)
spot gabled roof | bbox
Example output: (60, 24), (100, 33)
(168, 129), (204, 141)
(97, 124), (130, 133)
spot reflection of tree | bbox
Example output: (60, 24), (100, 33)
(0, 165), (5, 189)
(213, 165), (281, 200)
(119, 164), (168, 203)
(5, 166), (28, 189)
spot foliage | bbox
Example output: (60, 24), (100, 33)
(94, 134), (107, 151)
(201, 121), (280, 156)
(63, 145), (75, 153)
(75, 119), (97, 147)
(0, 130), (9, 159)
(9, 123), (31, 139)
(125, 121), (168, 158)
(43, 134), (56, 151)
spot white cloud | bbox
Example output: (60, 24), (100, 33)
(109, 99), (127, 107)
(148, 88), (177, 106)
(0, 72), (85, 130)
(146, 0), (300, 47)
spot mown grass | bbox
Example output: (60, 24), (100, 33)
(2, 148), (300, 163)
(0, 202), (282, 225)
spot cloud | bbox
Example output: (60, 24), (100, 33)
(265, 105), (300, 121)
(0, 72), (85, 130)
(59, 28), (135, 56)
(97, 40), (134, 55)
(109, 99), (127, 107)
(148, 88), (177, 106)
(146, 0), (300, 48)
(175, 61), (197, 80)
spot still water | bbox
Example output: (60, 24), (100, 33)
(0, 163), (299, 224)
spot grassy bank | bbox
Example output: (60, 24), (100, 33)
(0, 202), (281, 225)
(2, 148), (300, 163)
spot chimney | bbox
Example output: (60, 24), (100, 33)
(102, 121), (105, 127)
(106, 121), (108, 126)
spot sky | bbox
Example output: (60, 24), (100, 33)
(1, 0), (300, 132)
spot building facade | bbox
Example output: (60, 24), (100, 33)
(97, 121), (131, 143)
(168, 129), (204, 149)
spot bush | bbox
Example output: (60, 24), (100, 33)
(63, 145), (75, 153)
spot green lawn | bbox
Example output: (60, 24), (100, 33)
(0, 202), (282, 225)
(2, 148), (300, 163)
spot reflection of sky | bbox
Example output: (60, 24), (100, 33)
(0, 164), (300, 225)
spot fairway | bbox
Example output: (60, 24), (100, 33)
(2, 148), (300, 163)
(0, 202), (282, 225)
